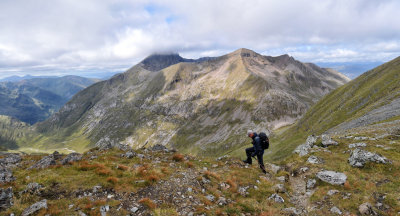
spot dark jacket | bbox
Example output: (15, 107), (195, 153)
(252, 133), (263, 153)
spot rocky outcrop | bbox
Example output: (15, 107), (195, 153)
(21, 199), (47, 216)
(0, 167), (15, 183)
(316, 171), (347, 185)
(61, 153), (82, 165)
(294, 135), (317, 156)
(121, 150), (136, 159)
(321, 134), (338, 147)
(0, 187), (13, 210)
(21, 183), (42, 195)
(307, 156), (324, 164)
(348, 148), (391, 168)
(268, 193), (284, 203)
(28, 152), (59, 170)
(358, 202), (377, 215)
(0, 154), (21, 168)
(306, 179), (316, 190)
(151, 144), (169, 152)
(348, 142), (367, 148)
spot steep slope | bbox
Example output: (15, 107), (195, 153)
(31, 48), (349, 155)
(0, 76), (100, 124)
(0, 115), (31, 150)
(269, 56), (400, 161)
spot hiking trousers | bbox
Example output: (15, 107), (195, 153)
(245, 147), (264, 166)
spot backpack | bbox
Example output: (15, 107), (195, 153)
(259, 132), (269, 149)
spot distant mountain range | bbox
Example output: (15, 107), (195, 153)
(23, 48), (349, 154)
(0, 75), (101, 124)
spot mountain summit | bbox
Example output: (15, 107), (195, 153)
(29, 48), (349, 154)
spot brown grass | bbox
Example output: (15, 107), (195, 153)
(137, 164), (150, 176)
(226, 178), (238, 192)
(344, 181), (351, 190)
(95, 168), (111, 176)
(145, 174), (160, 183)
(117, 164), (129, 171)
(139, 198), (156, 209)
(185, 161), (194, 168)
(107, 177), (119, 184)
(172, 153), (184, 162)
(204, 171), (220, 180)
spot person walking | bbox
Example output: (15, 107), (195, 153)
(243, 130), (267, 174)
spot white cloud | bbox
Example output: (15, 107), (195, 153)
(0, 0), (399, 78)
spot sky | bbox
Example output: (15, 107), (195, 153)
(0, 0), (399, 79)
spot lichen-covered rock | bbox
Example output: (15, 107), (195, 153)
(273, 184), (286, 193)
(316, 170), (347, 185)
(307, 156), (324, 164)
(121, 150), (136, 159)
(28, 154), (56, 170)
(0, 154), (21, 168)
(21, 199), (47, 216)
(0, 187), (13, 210)
(306, 179), (316, 190)
(151, 144), (168, 152)
(294, 135), (318, 156)
(268, 193), (284, 203)
(330, 206), (342, 215)
(321, 134), (338, 147)
(348, 148), (391, 168)
(265, 163), (282, 174)
(348, 142), (367, 148)
(61, 153), (82, 165)
(0, 167), (15, 183)
(359, 202), (377, 215)
(21, 183), (42, 195)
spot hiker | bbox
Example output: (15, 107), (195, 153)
(243, 130), (267, 174)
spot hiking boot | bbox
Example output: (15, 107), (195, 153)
(242, 159), (252, 165)
(260, 165), (267, 174)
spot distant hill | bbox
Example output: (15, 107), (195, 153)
(0, 75), (100, 124)
(0, 115), (30, 150)
(269, 56), (400, 161)
(31, 48), (349, 154)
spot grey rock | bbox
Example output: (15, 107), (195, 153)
(151, 144), (168, 152)
(238, 186), (249, 196)
(0, 167), (15, 183)
(354, 136), (369, 141)
(327, 189), (339, 196)
(294, 135), (318, 156)
(273, 184), (286, 193)
(28, 154), (57, 170)
(359, 202), (377, 215)
(205, 194), (215, 202)
(307, 156), (324, 164)
(78, 211), (87, 216)
(306, 179), (317, 190)
(316, 170), (347, 185)
(0, 154), (21, 167)
(121, 150), (136, 159)
(93, 185), (102, 193)
(348, 142), (367, 148)
(268, 193), (284, 203)
(276, 176), (286, 183)
(299, 167), (309, 173)
(216, 155), (228, 161)
(115, 143), (131, 151)
(217, 196), (227, 206)
(100, 205), (109, 216)
(21, 199), (47, 216)
(330, 206), (342, 215)
(321, 134), (338, 147)
(348, 148), (391, 168)
(61, 153), (82, 165)
(265, 163), (282, 174)
(283, 207), (302, 215)
(22, 183), (42, 194)
(130, 207), (139, 213)
(0, 187), (13, 210)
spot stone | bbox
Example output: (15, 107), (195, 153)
(273, 184), (286, 193)
(265, 163), (282, 174)
(151, 144), (168, 152)
(268, 193), (284, 203)
(130, 207), (139, 213)
(121, 150), (136, 159)
(348, 142), (367, 148)
(276, 176), (286, 183)
(0, 154), (21, 167)
(359, 202), (377, 215)
(22, 182), (42, 195)
(28, 154), (56, 170)
(330, 206), (342, 215)
(306, 179), (317, 190)
(294, 135), (318, 156)
(217, 197), (227, 206)
(0, 167), (15, 183)
(307, 156), (324, 164)
(61, 153), (82, 165)
(321, 134), (338, 147)
(327, 190), (339, 196)
(238, 186), (249, 196)
(21, 199), (47, 216)
(93, 185), (102, 193)
(316, 170), (347, 185)
(100, 205), (109, 216)
(299, 167), (309, 173)
(283, 207), (302, 215)
(348, 148), (391, 168)
(0, 187), (13, 210)
(205, 194), (215, 202)
(115, 143), (131, 151)
(354, 136), (369, 141)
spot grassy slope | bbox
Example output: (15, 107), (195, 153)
(267, 56), (400, 161)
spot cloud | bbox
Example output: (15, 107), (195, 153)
(0, 0), (399, 78)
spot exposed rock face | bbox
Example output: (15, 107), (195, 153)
(348, 142), (367, 148)
(151, 144), (169, 152)
(307, 156), (324, 164)
(21, 199), (47, 216)
(0, 167), (15, 183)
(321, 134), (338, 147)
(268, 193), (284, 203)
(294, 135), (318, 156)
(0, 187), (13, 210)
(0, 154), (21, 168)
(61, 153), (82, 165)
(28, 153), (57, 170)
(121, 150), (136, 159)
(348, 148), (391, 168)
(316, 171), (347, 185)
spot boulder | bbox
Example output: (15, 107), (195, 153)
(28, 154), (56, 170)
(316, 170), (347, 185)
(0, 187), (13, 210)
(61, 153), (82, 165)
(115, 143), (131, 151)
(321, 134), (338, 147)
(327, 189), (339, 196)
(0, 154), (21, 167)
(265, 163), (282, 174)
(151, 144), (168, 152)
(121, 150), (136, 159)
(348, 142), (367, 148)
(307, 156), (324, 164)
(268, 193), (284, 203)
(21, 183), (42, 195)
(21, 199), (47, 216)
(330, 206), (342, 215)
(294, 135), (318, 156)
(359, 202), (377, 215)
(0, 167), (15, 183)
(348, 148), (391, 168)
(306, 179), (316, 190)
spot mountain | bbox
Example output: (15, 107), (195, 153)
(0, 76), (100, 124)
(269, 56), (400, 160)
(0, 75), (54, 82)
(30, 48), (348, 154)
(0, 115), (30, 150)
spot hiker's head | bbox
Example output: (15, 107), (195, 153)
(247, 130), (254, 138)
